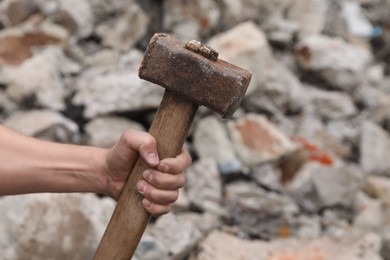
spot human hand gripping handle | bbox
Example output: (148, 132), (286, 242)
(94, 91), (198, 259)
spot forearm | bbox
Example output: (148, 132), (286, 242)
(0, 125), (108, 195)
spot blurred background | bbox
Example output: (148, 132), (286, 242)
(0, 0), (390, 259)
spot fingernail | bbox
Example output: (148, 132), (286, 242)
(143, 199), (152, 208)
(147, 152), (159, 165)
(158, 163), (169, 173)
(143, 170), (153, 182)
(137, 181), (147, 194)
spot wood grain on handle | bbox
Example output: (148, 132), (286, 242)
(94, 90), (199, 260)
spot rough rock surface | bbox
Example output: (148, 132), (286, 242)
(228, 114), (297, 167)
(3, 109), (80, 143)
(0, 193), (115, 260)
(194, 231), (382, 260)
(73, 66), (163, 118)
(295, 34), (373, 91)
(84, 116), (144, 148)
(1, 0), (390, 259)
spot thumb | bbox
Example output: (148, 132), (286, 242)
(119, 130), (160, 167)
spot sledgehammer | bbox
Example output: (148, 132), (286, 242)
(94, 33), (251, 259)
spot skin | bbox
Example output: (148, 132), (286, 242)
(0, 125), (191, 215)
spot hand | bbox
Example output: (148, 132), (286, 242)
(102, 129), (191, 215)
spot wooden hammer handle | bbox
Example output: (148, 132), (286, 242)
(94, 90), (199, 260)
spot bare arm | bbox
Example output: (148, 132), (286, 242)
(0, 125), (191, 215)
(0, 125), (107, 195)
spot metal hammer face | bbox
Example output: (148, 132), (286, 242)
(139, 33), (252, 117)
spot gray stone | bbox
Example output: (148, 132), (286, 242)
(208, 21), (274, 95)
(89, 0), (135, 23)
(193, 116), (240, 173)
(0, 0), (39, 26)
(84, 49), (120, 69)
(73, 66), (164, 119)
(251, 163), (283, 192)
(262, 15), (299, 45)
(146, 213), (202, 260)
(221, 0), (291, 28)
(84, 116), (144, 148)
(287, 162), (363, 211)
(2, 109), (80, 143)
(294, 111), (325, 139)
(294, 34), (373, 91)
(313, 164), (363, 207)
(0, 91), (18, 121)
(177, 212), (220, 235)
(306, 87), (357, 120)
(163, 0), (220, 39)
(225, 181), (298, 239)
(326, 116), (364, 144)
(228, 114), (297, 167)
(285, 162), (322, 212)
(242, 62), (306, 115)
(0, 47), (73, 110)
(185, 159), (224, 215)
(58, 0), (94, 38)
(352, 190), (390, 260)
(194, 231), (382, 260)
(353, 196), (386, 240)
(364, 175), (390, 201)
(173, 188), (191, 213)
(341, 1), (375, 38)
(96, 4), (149, 51)
(321, 208), (351, 238)
(360, 121), (390, 175)
(353, 84), (389, 110)
(286, 0), (328, 38)
(0, 193), (115, 260)
(294, 215), (322, 239)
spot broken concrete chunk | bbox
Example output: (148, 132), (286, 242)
(360, 121), (390, 175)
(0, 194), (115, 260)
(73, 67), (164, 118)
(163, 0), (220, 39)
(2, 109), (79, 143)
(96, 4), (149, 51)
(185, 159), (224, 215)
(194, 231), (381, 260)
(294, 34), (373, 91)
(84, 116), (144, 148)
(228, 114), (297, 167)
(208, 21), (274, 95)
(0, 47), (73, 110)
(193, 116), (240, 173)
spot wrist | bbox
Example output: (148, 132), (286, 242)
(83, 146), (110, 195)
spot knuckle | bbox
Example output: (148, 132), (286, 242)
(120, 130), (133, 145)
(148, 188), (160, 202)
(142, 133), (157, 146)
(152, 173), (164, 187)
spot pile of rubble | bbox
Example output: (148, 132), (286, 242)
(1, 0), (390, 259)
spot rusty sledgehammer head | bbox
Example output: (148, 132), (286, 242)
(139, 33), (252, 117)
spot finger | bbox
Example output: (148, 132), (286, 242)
(143, 169), (185, 190)
(157, 149), (192, 174)
(119, 130), (160, 166)
(137, 180), (179, 204)
(142, 199), (172, 216)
